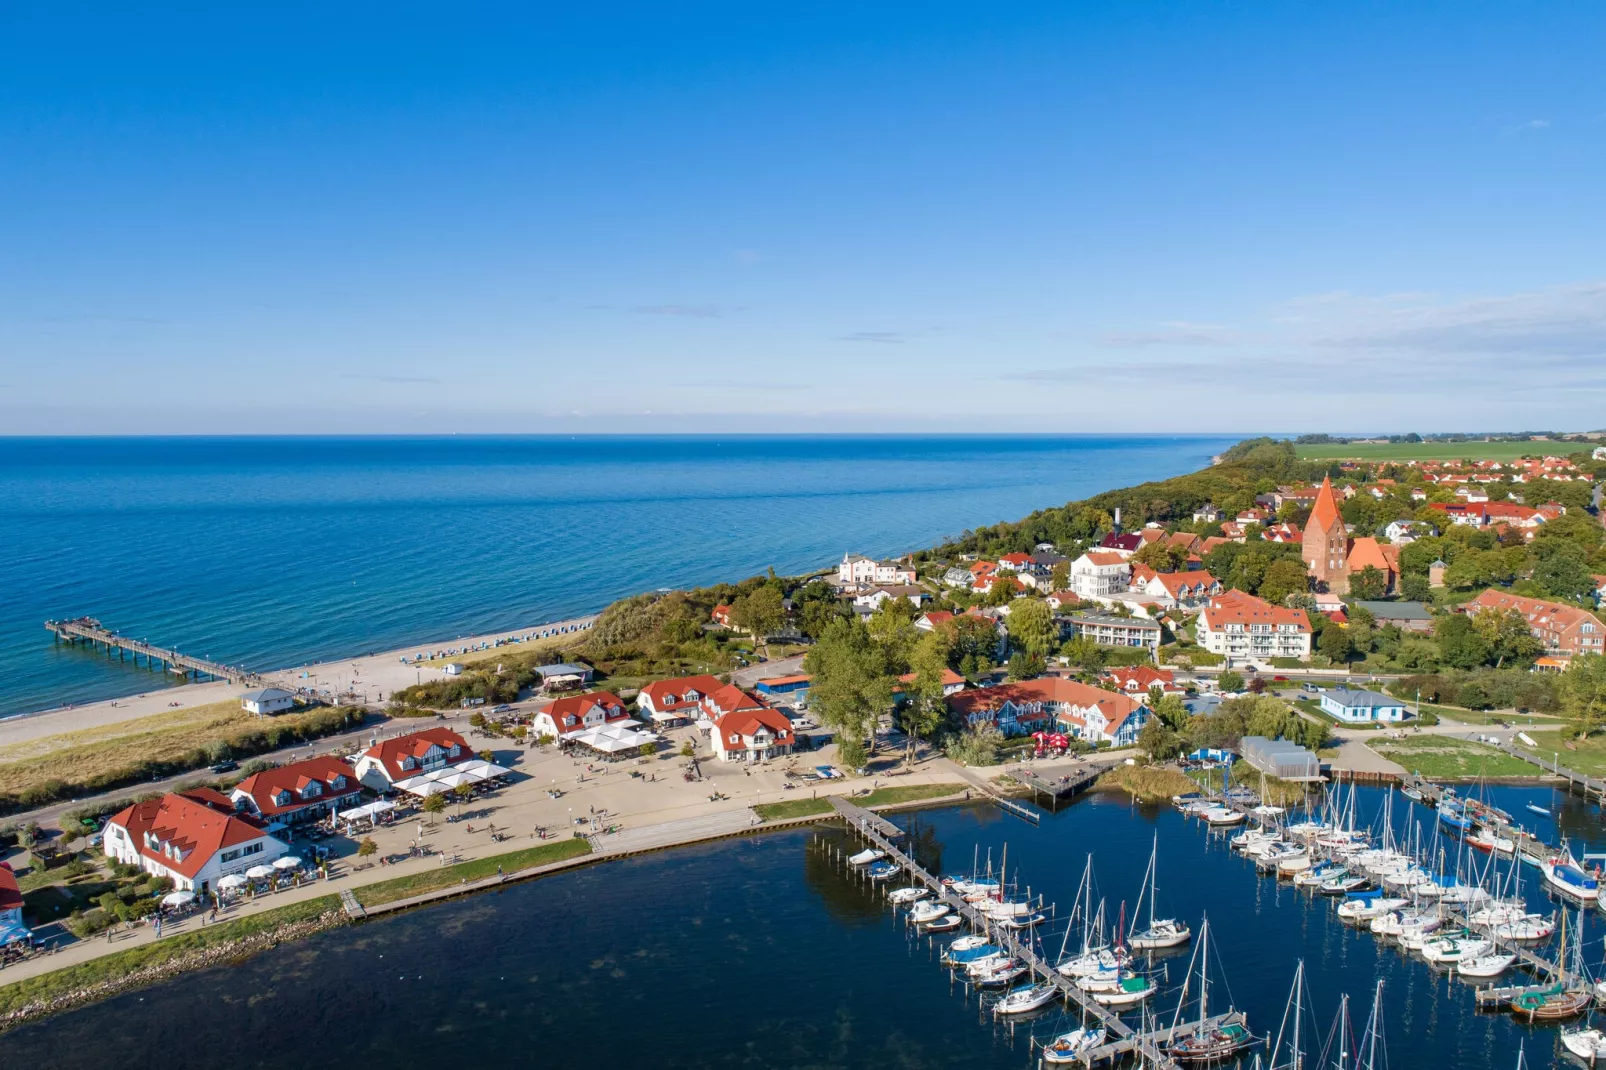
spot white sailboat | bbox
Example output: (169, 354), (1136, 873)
(1267, 960), (1308, 1070)
(1129, 833), (1191, 950)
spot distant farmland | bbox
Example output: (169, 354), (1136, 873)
(1295, 440), (1582, 462)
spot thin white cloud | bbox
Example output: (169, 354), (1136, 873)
(340, 373), (441, 384)
(838, 331), (905, 344)
(1097, 321), (1239, 348)
(633, 304), (724, 319)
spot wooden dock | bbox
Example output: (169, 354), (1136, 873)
(831, 797), (1237, 1069)
(1010, 758), (1121, 805)
(45, 616), (263, 686)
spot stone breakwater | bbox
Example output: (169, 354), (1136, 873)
(0, 909), (349, 1033)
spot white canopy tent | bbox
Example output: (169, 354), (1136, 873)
(218, 874), (248, 890)
(273, 856), (303, 871)
(161, 890), (196, 908)
(569, 723), (658, 755)
(337, 799), (397, 823)
(244, 864), (276, 880)
(456, 758), (511, 779)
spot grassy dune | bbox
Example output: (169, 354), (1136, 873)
(1293, 441), (1564, 462)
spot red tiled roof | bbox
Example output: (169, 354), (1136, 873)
(1082, 551), (1127, 567)
(361, 727), (474, 775)
(1101, 665), (1178, 692)
(1201, 590), (1312, 632)
(1307, 475), (1343, 534)
(539, 691), (631, 734)
(712, 706), (794, 751)
(950, 677), (1144, 738)
(106, 789), (271, 880)
(233, 757), (362, 818)
(640, 675), (724, 712)
(918, 610), (955, 626)
(0, 866), (21, 912)
(897, 667), (966, 687)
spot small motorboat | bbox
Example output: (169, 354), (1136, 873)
(1544, 851), (1600, 903)
(1420, 931), (1493, 965)
(1041, 1026), (1107, 1065)
(908, 900), (951, 925)
(1468, 828), (1516, 855)
(848, 848), (886, 867)
(866, 861), (900, 881)
(996, 911), (1047, 931)
(946, 934), (992, 955)
(887, 886), (929, 905)
(1562, 1027), (1606, 1062)
(975, 960), (1030, 988)
(1457, 953), (1517, 979)
(1527, 803), (1551, 817)
(992, 981), (1061, 1015)
(1492, 914), (1555, 942)
(1402, 786), (1424, 802)
(1320, 873), (1369, 897)
(921, 915), (961, 932)
(1202, 806), (1246, 827)
(1092, 973), (1157, 1006)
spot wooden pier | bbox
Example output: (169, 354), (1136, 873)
(831, 797), (1242, 1068)
(1010, 758), (1121, 805)
(45, 617), (263, 687)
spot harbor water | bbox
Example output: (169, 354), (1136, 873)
(0, 434), (1234, 716)
(3, 782), (1598, 1067)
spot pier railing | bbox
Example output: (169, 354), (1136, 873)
(45, 617), (263, 687)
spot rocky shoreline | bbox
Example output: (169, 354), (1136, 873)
(0, 909), (348, 1033)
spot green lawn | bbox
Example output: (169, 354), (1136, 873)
(858, 783), (966, 807)
(352, 839), (591, 907)
(1422, 703), (1561, 728)
(1369, 736), (1541, 778)
(1294, 441), (1570, 462)
(754, 798), (833, 821)
(1522, 731), (1606, 778)
(0, 895), (339, 1018)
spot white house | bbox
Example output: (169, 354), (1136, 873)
(838, 553), (916, 587)
(530, 691), (633, 741)
(950, 677), (1149, 745)
(1069, 551), (1132, 599)
(1384, 520), (1433, 545)
(1195, 591), (1312, 663)
(102, 788), (289, 895)
(353, 727), (474, 789)
(709, 706), (796, 762)
(854, 584), (926, 609)
(240, 688), (296, 716)
(1319, 688), (1408, 724)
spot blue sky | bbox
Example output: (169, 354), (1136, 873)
(2, 2), (1603, 434)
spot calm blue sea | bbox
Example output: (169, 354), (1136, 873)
(0, 434), (1236, 716)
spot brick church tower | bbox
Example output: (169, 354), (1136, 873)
(1301, 475), (1350, 593)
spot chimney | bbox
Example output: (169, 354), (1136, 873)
(1113, 508), (1122, 531)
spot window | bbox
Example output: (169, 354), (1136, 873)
(221, 848), (241, 863)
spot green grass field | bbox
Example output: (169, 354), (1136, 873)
(1521, 731), (1606, 778)
(1294, 441), (1572, 462)
(1421, 702), (1561, 728)
(1369, 735), (1541, 778)
(352, 839), (591, 907)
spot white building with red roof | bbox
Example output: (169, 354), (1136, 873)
(1070, 551), (1132, 599)
(949, 677), (1148, 745)
(531, 691), (633, 741)
(1101, 664), (1185, 697)
(1196, 591), (1312, 663)
(0, 866), (23, 926)
(1130, 569), (1221, 609)
(709, 705), (797, 762)
(637, 674), (725, 723)
(354, 727), (474, 789)
(230, 756), (364, 825)
(102, 788), (289, 894)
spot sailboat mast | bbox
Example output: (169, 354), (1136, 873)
(1363, 981), (1383, 1070)
(1335, 994), (1349, 1070)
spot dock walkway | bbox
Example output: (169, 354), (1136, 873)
(832, 797), (1239, 1068)
(44, 616), (263, 687)
(1010, 758), (1121, 804)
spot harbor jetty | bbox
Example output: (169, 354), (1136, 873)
(44, 617), (263, 687)
(831, 797), (1244, 1068)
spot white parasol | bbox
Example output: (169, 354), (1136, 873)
(218, 874), (248, 890)
(244, 864), (276, 880)
(273, 856), (302, 870)
(161, 890), (196, 907)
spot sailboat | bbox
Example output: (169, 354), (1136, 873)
(1507, 906), (1592, 1020)
(1041, 1022), (1107, 1065)
(1160, 916), (1256, 1063)
(1130, 834), (1192, 950)
(1356, 980), (1387, 1070)
(1266, 961), (1308, 1070)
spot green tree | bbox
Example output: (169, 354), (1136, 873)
(948, 615), (1002, 672)
(1151, 693), (1190, 731)
(1400, 573), (1432, 602)
(1007, 651), (1046, 680)
(1006, 597), (1059, 656)
(804, 617), (894, 759)
(1434, 613), (1490, 669)
(1138, 719), (1184, 760)
(947, 724), (1001, 766)
(732, 585), (785, 654)
(357, 837), (378, 858)
(1049, 561), (1070, 592)
(1318, 625), (1352, 665)
(1559, 654), (1606, 738)
(679, 739), (696, 758)
(985, 575), (1018, 606)
(1471, 607), (1544, 668)
(1060, 635), (1106, 672)
(900, 633), (950, 766)
(1534, 546), (1595, 602)
(422, 793), (447, 825)
(1218, 670), (1245, 693)
(1258, 558), (1310, 606)
(1349, 566), (1387, 601)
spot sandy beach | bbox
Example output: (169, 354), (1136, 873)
(0, 614), (597, 751)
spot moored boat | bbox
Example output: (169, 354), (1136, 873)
(887, 886), (929, 905)
(921, 915), (961, 932)
(1041, 1026), (1106, 1064)
(1561, 1027), (1606, 1062)
(992, 981), (1060, 1015)
(1457, 952), (1517, 979)
(848, 848), (885, 866)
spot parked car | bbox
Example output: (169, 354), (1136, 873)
(1301, 682), (1319, 693)
(210, 759), (239, 774)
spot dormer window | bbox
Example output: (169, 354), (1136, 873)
(331, 775), (346, 789)
(448, 744), (461, 757)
